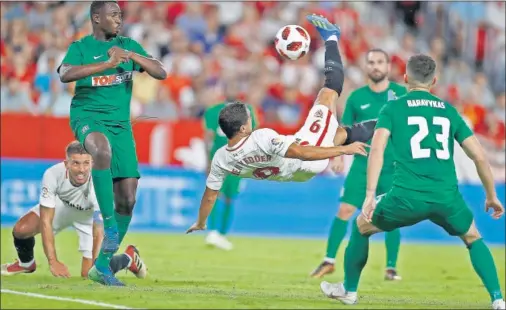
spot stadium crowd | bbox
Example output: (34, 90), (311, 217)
(1, 1), (504, 179)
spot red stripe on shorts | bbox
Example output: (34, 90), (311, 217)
(316, 110), (332, 146)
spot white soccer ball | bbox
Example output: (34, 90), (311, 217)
(274, 25), (311, 61)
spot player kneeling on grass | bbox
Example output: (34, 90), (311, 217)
(319, 54), (505, 310)
(187, 14), (376, 234)
(1, 141), (146, 280)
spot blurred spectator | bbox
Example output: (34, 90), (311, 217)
(1, 1), (504, 179)
(1, 78), (36, 114)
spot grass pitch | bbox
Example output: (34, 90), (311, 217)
(1, 228), (504, 309)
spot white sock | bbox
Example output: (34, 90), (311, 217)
(18, 258), (35, 268)
(326, 35), (338, 42)
(323, 257), (335, 264)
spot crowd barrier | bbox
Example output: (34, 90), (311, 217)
(1, 159), (504, 244)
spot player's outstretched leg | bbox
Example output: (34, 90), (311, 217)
(384, 229), (401, 281)
(463, 224), (504, 309)
(320, 217), (374, 305)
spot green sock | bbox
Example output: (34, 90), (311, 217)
(468, 239), (504, 302)
(208, 199), (221, 231)
(325, 217), (349, 260)
(385, 229), (401, 269)
(115, 212), (132, 246)
(91, 169), (116, 229)
(218, 199), (234, 235)
(343, 220), (370, 292)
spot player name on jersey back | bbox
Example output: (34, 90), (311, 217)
(407, 99), (445, 109)
(40, 163), (98, 211)
(207, 129), (321, 190)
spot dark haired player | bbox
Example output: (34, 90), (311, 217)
(311, 48), (407, 280)
(58, 1), (166, 286)
(186, 15), (376, 234)
(1, 141), (146, 281)
(319, 54), (505, 310)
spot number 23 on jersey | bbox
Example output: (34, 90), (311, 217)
(408, 116), (450, 160)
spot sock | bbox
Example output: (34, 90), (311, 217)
(208, 199), (221, 231)
(109, 253), (131, 274)
(218, 199), (234, 235)
(13, 234), (35, 266)
(91, 169), (116, 229)
(327, 34), (338, 42)
(385, 229), (401, 269)
(468, 239), (504, 302)
(323, 40), (344, 95)
(343, 220), (370, 292)
(92, 169), (117, 272)
(115, 212), (132, 246)
(325, 217), (349, 261)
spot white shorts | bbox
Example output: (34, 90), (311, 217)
(28, 198), (94, 259)
(293, 104), (339, 178)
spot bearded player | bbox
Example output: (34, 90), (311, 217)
(1, 141), (146, 280)
(187, 15), (377, 234)
(311, 49), (407, 280)
(58, 1), (166, 286)
(203, 81), (259, 250)
(319, 54), (505, 310)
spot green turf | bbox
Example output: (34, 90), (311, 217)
(1, 228), (504, 309)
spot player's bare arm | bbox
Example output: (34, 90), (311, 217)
(362, 128), (390, 221)
(39, 205), (70, 278)
(285, 141), (368, 161)
(58, 56), (124, 84)
(186, 187), (219, 234)
(118, 48), (167, 80)
(461, 136), (505, 219)
(92, 222), (104, 261)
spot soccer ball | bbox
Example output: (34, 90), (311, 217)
(274, 25), (310, 61)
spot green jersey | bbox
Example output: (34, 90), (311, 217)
(59, 35), (150, 122)
(342, 82), (407, 173)
(203, 102), (258, 159)
(376, 90), (474, 202)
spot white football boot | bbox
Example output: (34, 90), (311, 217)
(492, 299), (505, 310)
(320, 281), (358, 305)
(205, 231), (233, 251)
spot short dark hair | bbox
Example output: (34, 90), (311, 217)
(66, 141), (88, 158)
(367, 48), (390, 63)
(406, 54), (437, 85)
(218, 102), (249, 139)
(90, 1), (117, 18)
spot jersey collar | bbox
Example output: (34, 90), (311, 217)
(226, 136), (250, 152)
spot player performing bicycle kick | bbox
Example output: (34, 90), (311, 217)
(187, 15), (377, 234)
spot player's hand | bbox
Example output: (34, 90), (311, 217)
(49, 260), (71, 278)
(107, 47), (131, 67)
(186, 222), (207, 234)
(341, 142), (369, 156)
(485, 197), (504, 219)
(330, 156), (345, 174)
(361, 195), (376, 223)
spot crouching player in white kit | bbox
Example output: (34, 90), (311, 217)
(187, 15), (376, 234)
(1, 141), (147, 279)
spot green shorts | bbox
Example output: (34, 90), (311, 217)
(372, 188), (474, 236)
(340, 165), (393, 209)
(221, 174), (242, 198)
(71, 118), (140, 179)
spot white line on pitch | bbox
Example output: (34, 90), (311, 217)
(1, 289), (138, 309)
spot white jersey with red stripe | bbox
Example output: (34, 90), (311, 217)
(206, 105), (339, 190)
